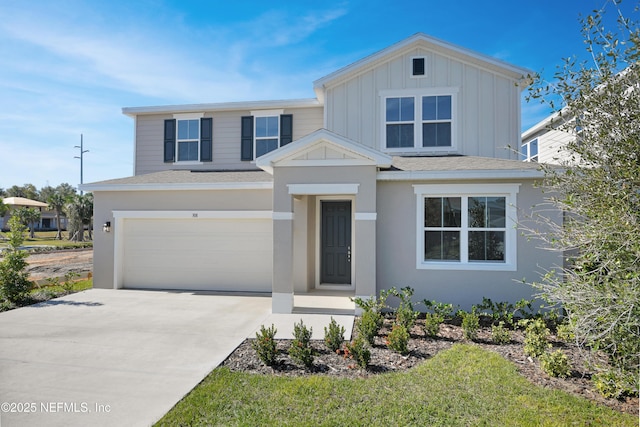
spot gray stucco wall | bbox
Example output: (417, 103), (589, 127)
(376, 179), (561, 310)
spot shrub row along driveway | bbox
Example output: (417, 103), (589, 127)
(0, 289), (272, 427)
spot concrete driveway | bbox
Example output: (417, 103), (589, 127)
(0, 289), (273, 427)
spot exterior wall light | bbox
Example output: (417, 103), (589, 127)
(103, 221), (111, 233)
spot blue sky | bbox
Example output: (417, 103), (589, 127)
(0, 0), (634, 190)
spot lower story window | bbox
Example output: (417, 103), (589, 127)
(414, 184), (519, 271)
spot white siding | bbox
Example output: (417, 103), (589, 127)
(324, 47), (522, 159)
(134, 107), (323, 175)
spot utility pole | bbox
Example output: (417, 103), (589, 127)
(74, 134), (89, 195)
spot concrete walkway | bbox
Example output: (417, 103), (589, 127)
(0, 289), (354, 427)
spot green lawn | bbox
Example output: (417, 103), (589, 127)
(0, 230), (92, 249)
(155, 344), (635, 426)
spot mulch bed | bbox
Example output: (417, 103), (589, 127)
(221, 316), (638, 416)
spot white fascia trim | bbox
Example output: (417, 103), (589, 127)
(122, 99), (320, 117)
(278, 159), (374, 168)
(81, 182), (273, 192)
(273, 212), (294, 220)
(377, 170), (543, 181)
(354, 212), (377, 221)
(288, 183), (359, 195)
(112, 210), (273, 220)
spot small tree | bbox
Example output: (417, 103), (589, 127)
(0, 216), (32, 303)
(12, 207), (41, 239)
(526, 1), (639, 393)
(66, 193), (93, 242)
(48, 193), (67, 240)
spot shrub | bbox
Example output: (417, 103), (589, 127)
(0, 216), (33, 304)
(324, 317), (345, 353)
(423, 313), (443, 338)
(385, 287), (419, 330)
(592, 369), (638, 399)
(522, 319), (551, 358)
(461, 310), (480, 341)
(491, 321), (512, 345)
(555, 322), (575, 342)
(422, 299), (456, 320)
(386, 324), (410, 354)
(476, 297), (535, 326)
(289, 320), (314, 368)
(540, 350), (571, 378)
(252, 324), (278, 366)
(356, 309), (383, 345)
(344, 336), (371, 369)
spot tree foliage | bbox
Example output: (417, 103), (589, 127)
(527, 0), (639, 394)
(66, 193), (93, 242)
(11, 207), (41, 239)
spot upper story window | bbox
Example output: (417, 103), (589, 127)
(255, 116), (279, 158)
(521, 138), (538, 162)
(163, 113), (212, 164)
(177, 119), (200, 161)
(241, 111), (293, 161)
(382, 88), (457, 153)
(411, 57), (426, 77)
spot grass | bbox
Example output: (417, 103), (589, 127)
(0, 230), (92, 250)
(32, 278), (93, 295)
(155, 344), (635, 426)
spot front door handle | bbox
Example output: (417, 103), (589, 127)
(347, 246), (351, 262)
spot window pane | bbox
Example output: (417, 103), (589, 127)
(256, 138), (279, 157)
(469, 231), (505, 261)
(425, 231), (459, 261)
(487, 197), (506, 227)
(468, 197), (486, 228)
(256, 117), (278, 138)
(188, 120), (199, 139)
(442, 197), (461, 227)
(520, 143), (528, 161)
(386, 124), (413, 148)
(530, 139), (538, 157)
(177, 119), (198, 140)
(386, 98), (400, 121)
(400, 97), (414, 121)
(422, 123), (451, 147)
(437, 96), (451, 120)
(422, 96), (437, 120)
(424, 198), (442, 227)
(178, 141), (198, 161)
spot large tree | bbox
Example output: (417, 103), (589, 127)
(66, 193), (93, 242)
(5, 184), (38, 200)
(527, 1), (639, 397)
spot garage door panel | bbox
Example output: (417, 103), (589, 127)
(122, 218), (272, 292)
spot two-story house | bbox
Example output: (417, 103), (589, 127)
(83, 33), (561, 314)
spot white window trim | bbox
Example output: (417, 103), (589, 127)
(410, 56), (427, 78)
(252, 109), (284, 159)
(521, 138), (539, 162)
(413, 183), (520, 271)
(380, 87), (459, 154)
(173, 113), (204, 164)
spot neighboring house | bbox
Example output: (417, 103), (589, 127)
(83, 33), (561, 314)
(0, 197), (61, 231)
(521, 112), (575, 164)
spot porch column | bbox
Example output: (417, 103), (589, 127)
(354, 213), (377, 314)
(272, 209), (294, 313)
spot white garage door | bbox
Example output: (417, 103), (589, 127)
(121, 218), (272, 292)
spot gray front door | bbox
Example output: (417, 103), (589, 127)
(321, 201), (352, 284)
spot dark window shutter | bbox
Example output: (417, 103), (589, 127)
(241, 116), (254, 161)
(164, 119), (176, 163)
(280, 114), (293, 146)
(200, 117), (212, 162)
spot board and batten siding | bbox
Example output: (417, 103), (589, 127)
(324, 47), (522, 159)
(134, 107), (324, 175)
